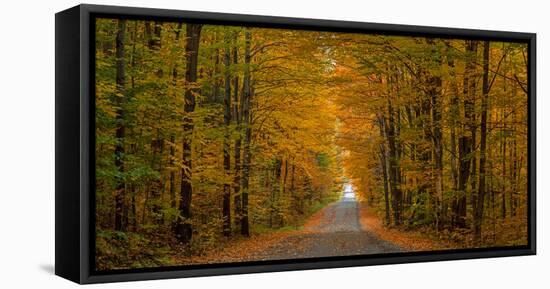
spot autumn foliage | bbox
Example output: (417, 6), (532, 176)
(94, 18), (528, 270)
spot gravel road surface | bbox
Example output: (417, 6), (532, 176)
(249, 191), (402, 261)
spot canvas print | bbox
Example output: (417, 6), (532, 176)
(94, 17), (529, 271)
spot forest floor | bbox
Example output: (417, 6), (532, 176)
(171, 192), (432, 265)
(357, 203), (456, 251)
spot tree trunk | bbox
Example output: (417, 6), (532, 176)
(175, 23), (202, 244)
(378, 117), (391, 226)
(450, 90), (460, 226)
(114, 19), (127, 232)
(281, 157), (288, 196)
(240, 30), (252, 236)
(126, 23), (138, 232)
(169, 23), (182, 230)
(169, 134), (176, 208)
(145, 21), (161, 50)
(150, 136), (164, 225)
(385, 95), (402, 226)
(474, 41), (490, 245)
(446, 50), (460, 227)
(290, 161), (297, 218)
(232, 36), (242, 230)
(148, 22), (164, 225)
(501, 130), (507, 219)
(212, 48), (220, 102)
(430, 78), (444, 230)
(510, 107), (518, 217)
(448, 60), (459, 189)
(426, 39), (444, 230)
(455, 40), (477, 229)
(469, 47), (479, 225)
(222, 32), (232, 236)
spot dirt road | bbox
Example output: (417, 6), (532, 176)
(249, 191), (402, 261)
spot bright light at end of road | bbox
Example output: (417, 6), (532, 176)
(344, 184), (353, 192)
(343, 183), (355, 199)
(344, 192), (355, 199)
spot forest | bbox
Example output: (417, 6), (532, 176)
(94, 18), (529, 270)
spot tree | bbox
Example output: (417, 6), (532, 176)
(175, 23), (202, 244)
(455, 40), (478, 229)
(114, 19), (127, 231)
(474, 41), (490, 244)
(222, 30), (232, 236)
(239, 29), (252, 236)
(232, 32), (243, 231)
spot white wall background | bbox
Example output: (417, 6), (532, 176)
(0, 0), (546, 287)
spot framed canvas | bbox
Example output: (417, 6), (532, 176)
(55, 4), (536, 284)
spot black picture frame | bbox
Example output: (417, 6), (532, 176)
(55, 4), (536, 284)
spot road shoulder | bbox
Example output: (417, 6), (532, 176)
(357, 202), (454, 251)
